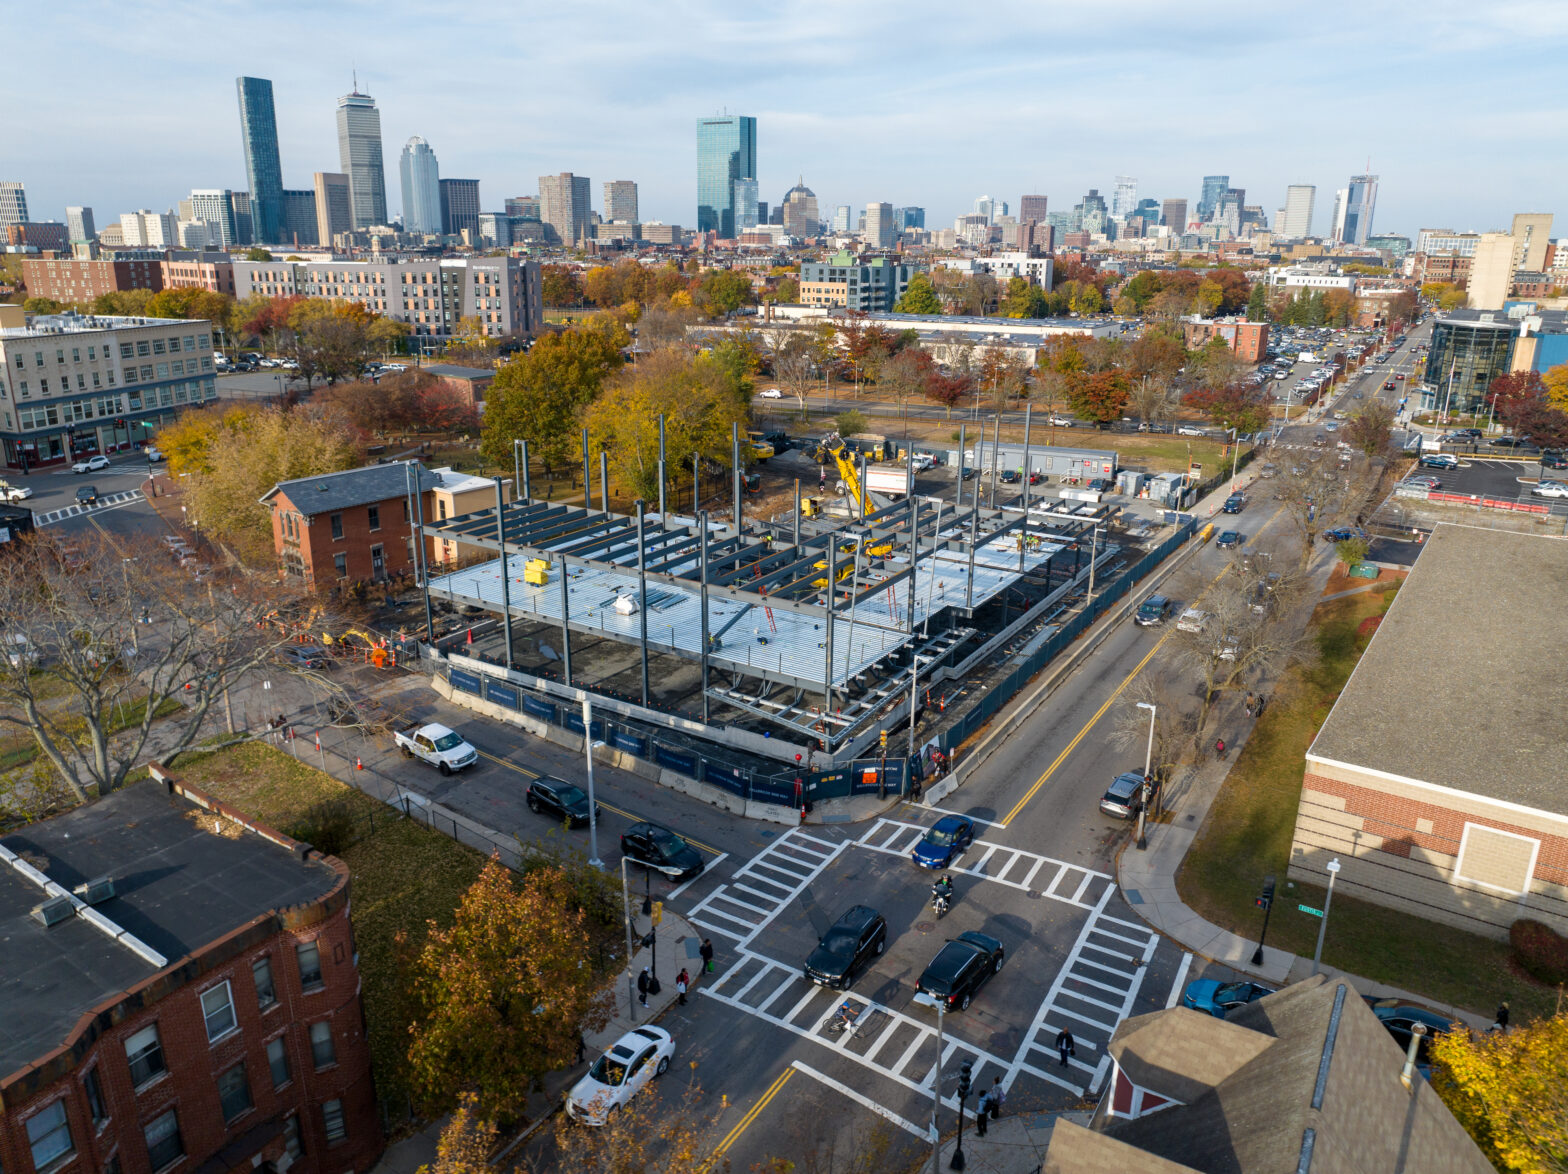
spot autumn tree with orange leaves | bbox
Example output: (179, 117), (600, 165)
(1432, 1011), (1568, 1173)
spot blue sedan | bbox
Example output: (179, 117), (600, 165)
(1182, 978), (1276, 1018)
(910, 815), (975, 870)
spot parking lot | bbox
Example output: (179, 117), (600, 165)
(1409, 455), (1561, 505)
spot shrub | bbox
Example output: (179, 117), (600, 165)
(1509, 918), (1568, 985)
(285, 799), (359, 857)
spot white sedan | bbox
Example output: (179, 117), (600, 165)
(565, 1026), (674, 1125)
(1, 483), (32, 502)
(758, 387), (783, 399)
(72, 455), (110, 473)
(1531, 480), (1568, 499)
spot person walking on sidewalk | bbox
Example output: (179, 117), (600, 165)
(1055, 1028), (1076, 1067)
(1493, 1001), (1510, 1033)
(700, 938), (716, 974)
(988, 1076), (1004, 1119)
(974, 1088), (989, 1136)
(637, 967), (651, 1008)
(676, 969), (689, 1006)
(1244, 692), (1255, 718)
(1215, 736), (1227, 759)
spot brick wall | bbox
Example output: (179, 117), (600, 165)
(1289, 763), (1568, 940)
(272, 490), (415, 589)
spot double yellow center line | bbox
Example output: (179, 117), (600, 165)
(707, 1067), (794, 1167)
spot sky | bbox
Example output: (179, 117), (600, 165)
(8, 0), (1567, 240)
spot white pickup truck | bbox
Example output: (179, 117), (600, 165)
(394, 723), (479, 776)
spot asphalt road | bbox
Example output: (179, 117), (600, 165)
(11, 451), (173, 542)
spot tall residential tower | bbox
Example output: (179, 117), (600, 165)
(1279, 184), (1316, 239)
(235, 77), (284, 242)
(399, 137), (441, 235)
(336, 86), (387, 228)
(696, 115), (756, 238)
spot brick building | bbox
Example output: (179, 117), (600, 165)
(7, 223), (71, 253)
(1180, 316), (1269, 363)
(262, 463), (509, 588)
(160, 259), (236, 297)
(419, 364), (495, 415)
(0, 773), (382, 1174)
(1415, 251), (1472, 289)
(21, 259), (165, 304)
(1290, 525), (1568, 940)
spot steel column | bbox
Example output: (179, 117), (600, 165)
(699, 511), (711, 723)
(1019, 403), (1032, 571)
(409, 462), (435, 642)
(494, 478), (513, 669)
(793, 479), (801, 549)
(636, 500), (649, 707)
(966, 507), (979, 609)
(520, 439), (531, 501)
(732, 422), (743, 532)
(582, 429), (591, 509)
(557, 554), (572, 686)
(600, 450), (610, 515)
(956, 423), (966, 508)
(823, 539), (837, 722)
(658, 414), (667, 518)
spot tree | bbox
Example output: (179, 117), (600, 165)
(1274, 448), (1377, 567)
(1000, 277), (1049, 319)
(771, 275), (799, 303)
(418, 1094), (495, 1174)
(1322, 288), (1355, 328)
(1343, 401), (1396, 457)
(541, 265), (583, 309)
(1126, 333), (1187, 382)
(773, 333), (818, 414)
(894, 273), (942, 315)
(880, 346), (933, 423)
(1432, 1011), (1568, 1174)
(0, 532), (301, 802)
(835, 409), (868, 436)
(1246, 281), (1270, 321)
(1183, 380), (1272, 436)
(314, 373), (422, 436)
(243, 247), (273, 261)
(406, 858), (614, 1120)
(1065, 369), (1129, 425)
(1439, 287), (1468, 312)
(480, 323), (625, 471)
(446, 317), (500, 366)
(704, 334), (761, 406)
(23, 296), (63, 314)
(1188, 335), (1248, 391)
(1128, 374), (1178, 429)
(1110, 671), (1201, 782)
(91, 288), (155, 318)
(414, 382), (481, 433)
(1192, 279), (1224, 317)
(694, 268), (754, 317)
(1489, 371), (1550, 433)
(583, 348), (750, 501)
(1334, 535), (1370, 567)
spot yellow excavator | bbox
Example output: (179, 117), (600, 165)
(811, 432), (873, 516)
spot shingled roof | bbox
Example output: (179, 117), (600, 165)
(261, 461), (442, 516)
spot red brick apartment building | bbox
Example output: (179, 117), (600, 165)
(1181, 316), (1269, 362)
(0, 772), (382, 1174)
(22, 259), (165, 303)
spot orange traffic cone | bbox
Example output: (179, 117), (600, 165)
(355, 756), (363, 771)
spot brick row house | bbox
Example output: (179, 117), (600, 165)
(262, 462), (506, 589)
(0, 772), (383, 1174)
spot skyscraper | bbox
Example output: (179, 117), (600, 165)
(399, 137), (441, 235)
(1112, 177), (1138, 220)
(336, 86), (387, 228)
(313, 172), (352, 244)
(973, 195), (1008, 225)
(1279, 184), (1316, 239)
(1198, 175), (1229, 222)
(896, 207), (925, 232)
(1510, 212), (1553, 272)
(539, 173), (591, 245)
(281, 190), (319, 246)
(0, 182), (27, 228)
(1161, 198), (1188, 231)
(65, 206), (95, 244)
(1338, 174), (1378, 245)
(604, 180), (639, 223)
(118, 210), (178, 248)
(866, 202), (894, 249)
(731, 178), (758, 231)
(696, 115), (756, 238)
(235, 77), (284, 243)
(189, 190), (238, 249)
(439, 179), (480, 238)
(1019, 195), (1048, 223)
(832, 205), (852, 233)
(506, 196), (541, 221)
(781, 182), (818, 238)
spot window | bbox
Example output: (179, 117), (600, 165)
(136, 341), (149, 357)
(124, 1024), (167, 1088)
(252, 957), (276, 1009)
(282, 1116), (302, 1161)
(332, 553), (347, 579)
(71, 349), (80, 362)
(366, 505), (380, 531)
(296, 940), (323, 987)
(26, 1100), (74, 1170)
(151, 339), (165, 355)
(217, 1063), (252, 1123)
(309, 1021), (336, 1068)
(266, 1036), (291, 1088)
(142, 1109), (182, 1171)
(119, 344), (133, 359)
(83, 1067), (108, 1125)
(329, 513), (343, 540)
(322, 1100), (346, 1144)
(201, 982), (237, 1042)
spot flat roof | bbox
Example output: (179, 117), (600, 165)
(1308, 524), (1568, 813)
(0, 779), (340, 1076)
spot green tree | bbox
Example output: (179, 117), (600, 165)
(23, 296), (63, 314)
(1334, 535), (1370, 567)
(541, 264), (583, 308)
(1000, 277), (1048, 318)
(243, 247), (273, 261)
(771, 275), (800, 303)
(894, 273), (943, 315)
(406, 859), (613, 1121)
(1432, 1011), (1568, 1174)
(1192, 279), (1224, 317)
(703, 334), (760, 404)
(1344, 401), (1395, 457)
(695, 268), (755, 316)
(1245, 282), (1270, 321)
(480, 322), (626, 472)
(1182, 380), (1272, 436)
(835, 409), (869, 436)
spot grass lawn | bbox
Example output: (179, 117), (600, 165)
(171, 742), (487, 1116)
(0, 695), (187, 775)
(1177, 584), (1560, 1023)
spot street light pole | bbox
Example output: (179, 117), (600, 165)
(619, 858), (636, 1015)
(929, 1002), (945, 1173)
(1135, 701), (1156, 851)
(1311, 858), (1342, 975)
(583, 696), (602, 868)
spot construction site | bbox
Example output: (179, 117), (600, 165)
(415, 422), (1190, 772)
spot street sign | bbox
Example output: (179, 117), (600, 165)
(1298, 904), (1324, 917)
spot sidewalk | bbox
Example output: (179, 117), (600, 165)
(928, 1109), (1091, 1174)
(371, 910), (703, 1174)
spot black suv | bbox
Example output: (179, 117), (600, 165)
(914, 932), (1005, 1012)
(803, 905), (887, 989)
(620, 821), (704, 880)
(75, 485), (99, 506)
(527, 776), (599, 828)
(1134, 595), (1172, 626)
(1222, 492), (1246, 514)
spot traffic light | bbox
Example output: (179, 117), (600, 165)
(879, 729), (888, 753)
(957, 1059), (973, 1100)
(1256, 876), (1276, 910)
(651, 901), (663, 927)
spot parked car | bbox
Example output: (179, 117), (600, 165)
(1364, 999), (1456, 1064)
(1419, 453), (1458, 469)
(1321, 526), (1367, 543)
(1087, 477), (1113, 492)
(1048, 415), (1073, 427)
(72, 455), (110, 473)
(620, 821), (705, 880)
(999, 469), (1021, 484)
(1182, 979), (1276, 1018)
(1491, 435), (1530, 448)
(913, 931), (1005, 1012)
(1404, 474), (1442, 490)
(526, 776), (600, 827)
(1099, 771), (1155, 820)
(910, 814), (976, 869)
(1530, 480), (1568, 499)
(75, 485), (99, 505)
(1216, 529), (1243, 550)
(394, 722), (479, 776)
(1540, 452), (1568, 470)
(1176, 425), (1207, 437)
(1175, 607), (1210, 633)
(758, 387), (783, 399)
(1134, 595), (1173, 626)
(565, 1025), (675, 1125)
(803, 905), (887, 989)
(280, 644), (330, 670)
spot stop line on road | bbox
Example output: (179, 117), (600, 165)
(32, 488), (145, 526)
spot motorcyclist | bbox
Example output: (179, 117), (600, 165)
(932, 874), (954, 905)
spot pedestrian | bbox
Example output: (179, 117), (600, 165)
(637, 967), (650, 1007)
(974, 1089), (989, 1136)
(1215, 737), (1227, 759)
(700, 938), (715, 974)
(1055, 1028), (1075, 1067)
(1244, 692), (1255, 717)
(575, 1031), (587, 1064)
(676, 968), (689, 1006)
(989, 1077), (1004, 1119)
(1495, 1001), (1510, 1032)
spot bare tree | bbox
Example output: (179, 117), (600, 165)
(1127, 373), (1178, 430)
(1109, 670), (1201, 780)
(773, 332), (819, 416)
(1272, 447), (1380, 567)
(0, 532), (303, 802)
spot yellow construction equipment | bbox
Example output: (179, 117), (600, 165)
(746, 431), (775, 461)
(814, 432), (871, 515)
(810, 558), (856, 591)
(523, 558), (550, 586)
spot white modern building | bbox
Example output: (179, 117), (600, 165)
(966, 251), (1055, 286)
(0, 181), (27, 228)
(1416, 229), (1481, 257)
(398, 137), (442, 236)
(118, 210), (178, 248)
(1265, 265), (1357, 293)
(1278, 184), (1316, 239)
(865, 202), (894, 249)
(1111, 176), (1138, 220)
(731, 177), (757, 232)
(188, 189), (237, 249)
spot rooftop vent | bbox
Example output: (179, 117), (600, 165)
(31, 895), (75, 927)
(74, 876), (116, 905)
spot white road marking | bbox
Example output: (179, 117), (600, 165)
(789, 1061), (935, 1142)
(666, 852), (726, 900)
(1165, 951), (1194, 1010)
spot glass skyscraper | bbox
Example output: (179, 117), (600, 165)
(1198, 175), (1229, 222)
(1340, 174), (1378, 246)
(696, 115), (756, 238)
(337, 87), (388, 228)
(399, 137), (441, 235)
(236, 77), (284, 243)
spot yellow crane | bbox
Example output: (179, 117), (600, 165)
(813, 432), (873, 515)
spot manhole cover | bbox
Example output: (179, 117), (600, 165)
(915, 920), (937, 934)
(758, 829), (776, 839)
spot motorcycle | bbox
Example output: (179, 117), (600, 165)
(931, 886), (952, 918)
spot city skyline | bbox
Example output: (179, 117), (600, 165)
(5, 2), (1566, 234)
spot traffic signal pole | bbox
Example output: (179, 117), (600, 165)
(1250, 874), (1276, 967)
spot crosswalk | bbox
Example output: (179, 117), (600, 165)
(686, 827), (847, 949)
(855, 817), (1115, 911)
(1009, 885), (1162, 1094)
(33, 489), (144, 526)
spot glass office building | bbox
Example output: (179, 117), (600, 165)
(696, 115), (756, 237)
(236, 77), (284, 243)
(1423, 312), (1516, 415)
